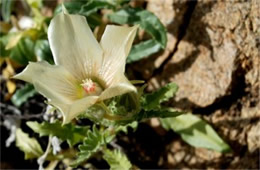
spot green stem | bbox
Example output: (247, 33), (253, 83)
(97, 102), (126, 121)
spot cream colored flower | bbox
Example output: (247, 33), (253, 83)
(14, 9), (138, 124)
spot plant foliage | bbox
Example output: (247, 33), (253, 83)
(27, 121), (89, 146)
(15, 128), (43, 159)
(160, 114), (231, 153)
(71, 126), (105, 167)
(11, 84), (37, 107)
(109, 7), (167, 63)
(141, 82), (178, 111)
(103, 149), (132, 170)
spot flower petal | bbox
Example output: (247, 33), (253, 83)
(98, 74), (136, 101)
(48, 12), (103, 80)
(99, 25), (138, 85)
(13, 61), (78, 103)
(51, 96), (99, 124)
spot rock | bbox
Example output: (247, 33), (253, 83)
(247, 120), (260, 152)
(149, 0), (259, 108)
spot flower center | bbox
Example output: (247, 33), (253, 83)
(80, 78), (102, 96)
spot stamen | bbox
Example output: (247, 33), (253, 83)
(80, 78), (103, 96)
(81, 79), (96, 93)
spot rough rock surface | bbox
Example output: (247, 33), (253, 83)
(149, 0), (259, 108)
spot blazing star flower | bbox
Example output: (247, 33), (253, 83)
(14, 8), (138, 124)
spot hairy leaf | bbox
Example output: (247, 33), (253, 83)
(103, 149), (132, 170)
(137, 107), (183, 121)
(127, 39), (161, 63)
(160, 114), (231, 153)
(115, 121), (138, 134)
(15, 128), (43, 159)
(115, 108), (182, 125)
(11, 84), (37, 107)
(142, 83), (178, 111)
(27, 121), (89, 146)
(71, 126), (104, 167)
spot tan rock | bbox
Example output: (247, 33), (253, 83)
(149, 1), (259, 108)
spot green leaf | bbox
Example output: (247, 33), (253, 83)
(107, 0), (130, 6)
(79, 0), (114, 16)
(115, 108), (182, 125)
(137, 107), (183, 121)
(11, 84), (37, 107)
(0, 34), (11, 57)
(15, 128), (43, 160)
(34, 39), (54, 64)
(103, 149), (132, 170)
(1, 0), (14, 22)
(71, 126), (105, 167)
(26, 121), (89, 146)
(108, 7), (167, 48)
(86, 13), (102, 29)
(115, 121), (138, 134)
(54, 1), (84, 15)
(142, 83), (178, 111)
(160, 114), (231, 153)
(108, 6), (167, 62)
(54, 1), (102, 29)
(127, 39), (161, 63)
(10, 37), (36, 65)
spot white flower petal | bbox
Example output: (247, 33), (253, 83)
(13, 61), (78, 103)
(99, 74), (136, 101)
(52, 96), (99, 124)
(99, 25), (138, 85)
(48, 12), (103, 80)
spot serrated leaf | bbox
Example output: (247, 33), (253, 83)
(11, 83), (37, 107)
(34, 39), (54, 64)
(160, 114), (231, 153)
(27, 121), (89, 146)
(142, 83), (178, 111)
(137, 107), (183, 121)
(1, 0), (14, 22)
(10, 37), (36, 65)
(127, 39), (161, 63)
(115, 108), (182, 125)
(108, 7), (167, 48)
(15, 128), (43, 160)
(103, 149), (132, 170)
(79, 0), (114, 16)
(71, 126), (104, 167)
(115, 121), (138, 134)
